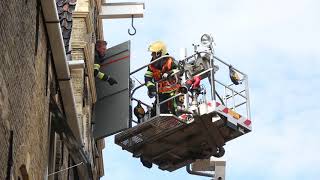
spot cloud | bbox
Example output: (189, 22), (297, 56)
(226, 106), (320, 179)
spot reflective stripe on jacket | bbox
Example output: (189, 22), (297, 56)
(147, 57), (180, 93)
(94, 63), (106, 80)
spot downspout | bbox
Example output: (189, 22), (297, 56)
(40, 0), (81, 142)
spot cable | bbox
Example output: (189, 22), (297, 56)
(47, 162), (83, 177)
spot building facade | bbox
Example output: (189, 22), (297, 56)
(0, 0), (105, 179)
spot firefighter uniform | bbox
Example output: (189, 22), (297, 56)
(144, 41), (181, 115)
(94, 40), (117, 85)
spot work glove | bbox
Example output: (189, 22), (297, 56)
(162, 71), (173, 79)
(106, 76), (118, 86)
(162, 72), (169, 79)
(147, 85), (157, 98)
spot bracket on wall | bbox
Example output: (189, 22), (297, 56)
(99, 2), (144, 36)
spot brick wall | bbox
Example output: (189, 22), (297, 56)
(0, 1), (51, 179)
(71, 0), (105, 178)
(71, 69), (85, 141)
(0, 0), (104, 179)
(72, 18), (92, 43)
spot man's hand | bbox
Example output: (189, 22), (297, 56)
(107, 76), (118, 86)
(162, 72), (174, 79)
(147, 85), (157, 98)
(162, 73), (169, 79)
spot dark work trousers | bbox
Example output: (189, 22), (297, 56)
(151, 93), (176, 117)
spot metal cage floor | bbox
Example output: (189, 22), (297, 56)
(115, 111), (249, 171)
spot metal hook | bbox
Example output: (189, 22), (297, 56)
(128, 15), (136, 36)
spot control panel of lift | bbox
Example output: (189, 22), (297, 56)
(114, 34), (252, 172)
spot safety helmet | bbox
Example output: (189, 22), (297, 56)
(148, 41), (167, 57)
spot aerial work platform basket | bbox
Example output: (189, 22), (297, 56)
(115, 34), (252, 172)
(115, 100), (251, 171)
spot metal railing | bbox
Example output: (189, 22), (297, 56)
(213, 55), (251, 120)
(130, 55), (178, 123)
(129, 51), (251, 125)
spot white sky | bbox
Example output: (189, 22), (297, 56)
(101, 0), (320, 179)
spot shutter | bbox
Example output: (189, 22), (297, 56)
(93, 41), (130, 139)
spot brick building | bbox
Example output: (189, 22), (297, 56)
(0, 0), (105, 179)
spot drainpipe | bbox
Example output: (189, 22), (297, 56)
(40, 0), (81, 142)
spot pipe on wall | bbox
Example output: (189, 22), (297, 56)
(40, 0), (81, 142)
(186, 164), (214, 178)
(40, 1), (94, 179)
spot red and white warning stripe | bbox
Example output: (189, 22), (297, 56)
(214, 101), (252, 130)
(179, 100), (252, 131)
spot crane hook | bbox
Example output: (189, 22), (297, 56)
(128, 15), (136, 36)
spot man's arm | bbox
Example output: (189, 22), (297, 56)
(144, 67), (154, 85)
(162, 58), (181, 79)
(94, 64), (117, 85)
(144, 67), (156, 98)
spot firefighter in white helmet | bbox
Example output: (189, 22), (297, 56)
(144, 41), (183, 116)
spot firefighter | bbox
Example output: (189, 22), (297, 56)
(94, 40), (118, 85)
(144, 41), (182, 115)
